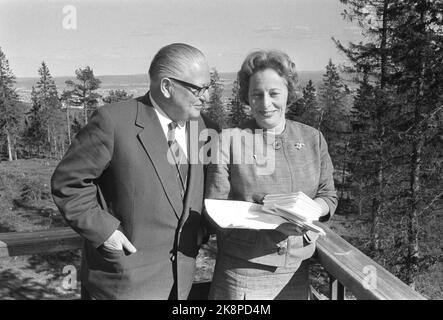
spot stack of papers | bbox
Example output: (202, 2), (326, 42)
(205, 192), (325, 236)
(261, 192), (325, 235)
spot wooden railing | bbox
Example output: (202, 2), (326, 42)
(0, 224), (426, 300)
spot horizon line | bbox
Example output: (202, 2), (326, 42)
(15, 70), (325, 79)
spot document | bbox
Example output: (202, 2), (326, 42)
(205, 193), (326, 235)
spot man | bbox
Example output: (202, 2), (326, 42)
(51, 43), (214, 299)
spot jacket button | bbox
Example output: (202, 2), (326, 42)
(278, 247), (287, 255)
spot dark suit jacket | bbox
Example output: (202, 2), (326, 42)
(51, 93), (210, 299)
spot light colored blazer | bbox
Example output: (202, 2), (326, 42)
(51, 93), (212, 299)
(205, 119), (338, 268)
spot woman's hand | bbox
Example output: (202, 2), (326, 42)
(276, 222), (305, 236)
(314, 198), (330, 216)
(252, 193), (267, 204)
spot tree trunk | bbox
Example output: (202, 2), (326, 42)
(54, 130), (58, 158)
(371, 0), (390, 254)
(6, 127), (13, 161)
(340, 140), (349, 199)
(358, 182), (363, 216)
(12, 136), (17, 160)
(84, 105), (88, 125)
(407, 137), (423, 288)
(66, 106), (71, 145)
(405, 3), (429, 289)
(61, 140), (65, 158)
(371, 194), (380, 253)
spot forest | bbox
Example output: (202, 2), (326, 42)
(0, 0), (442, 298)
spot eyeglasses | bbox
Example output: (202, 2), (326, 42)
(168, 77), (211, 97)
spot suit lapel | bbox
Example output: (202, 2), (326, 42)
(135, 93), (183, 219)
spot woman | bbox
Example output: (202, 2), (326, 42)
(205, 50), (338, 300)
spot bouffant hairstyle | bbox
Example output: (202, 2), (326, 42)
(237, 50), (298, 105)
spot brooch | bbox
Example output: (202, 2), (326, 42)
(294, 142), (305, 150)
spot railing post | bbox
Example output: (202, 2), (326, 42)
(329, 274), (345, 300)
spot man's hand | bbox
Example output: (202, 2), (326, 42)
(102, 230), (137, 254)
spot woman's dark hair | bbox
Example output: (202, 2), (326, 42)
(237, 50), (298, 105)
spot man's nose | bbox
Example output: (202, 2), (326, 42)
(200, 89), (210, 102)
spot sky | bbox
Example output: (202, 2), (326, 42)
(0, 0), (363, 77)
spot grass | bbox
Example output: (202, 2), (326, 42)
(0, 159), (441, 299)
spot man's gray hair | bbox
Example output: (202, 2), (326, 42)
(149, 43), (206, 82)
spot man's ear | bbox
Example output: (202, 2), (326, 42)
(160, 78), (172, 98)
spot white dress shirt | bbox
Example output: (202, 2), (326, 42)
(149, 93), (188, 158)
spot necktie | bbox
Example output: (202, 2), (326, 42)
(167, 122), (188, 197)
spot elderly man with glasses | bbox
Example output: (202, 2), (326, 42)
(51, 43), (217, 299)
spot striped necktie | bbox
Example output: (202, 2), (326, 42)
(167, 121), (188, 197)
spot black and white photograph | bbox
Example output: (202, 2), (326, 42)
(0, 0), (441, 304)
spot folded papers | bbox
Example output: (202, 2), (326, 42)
(205, 192), (325, 236)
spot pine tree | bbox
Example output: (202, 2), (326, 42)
(285, 98), (304, 122)
(335, 0), (395, 255)
(386, 0), (443, 287)
(348, 71), (380, 217)
(286, 80), (320, 127)
(204, 69), (226, 129)
(318, 60), (350, 163)
(25, 86), (47, 156)
(0, 47), (22, 161)
(227, 79), (249, 127)
(35, 62), (58, 107)
(64, 66), (101, 124)
(337, 0), (443, 287)
(302, 80), (319, 125)
(26, 62), (66, 158)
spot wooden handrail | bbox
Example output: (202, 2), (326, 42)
(0, 226), (426, 300)
(0, 228), (82, 258)
(315, 223), (426, 300)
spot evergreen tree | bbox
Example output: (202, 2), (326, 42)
(318, 60), (348, 137)
(286, 80), (319, 127)
(0, 47), (22, 161)
(64, 66), (101, 124)
(204, 69), (226, 129)
(227, 79), (249, 127)
(386, 0), (443, 287)
(348, 71), (380, 217)
(335, 0), (395, 255)
(318, 60), (350, 169)
(35, 62), (59, 107)
(26, 62), (66, 158)
(301, 80), (319, 125)
(24, 86), (47, 156)
(337, 0), (443, 286)
(285, 98), (304, 122)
